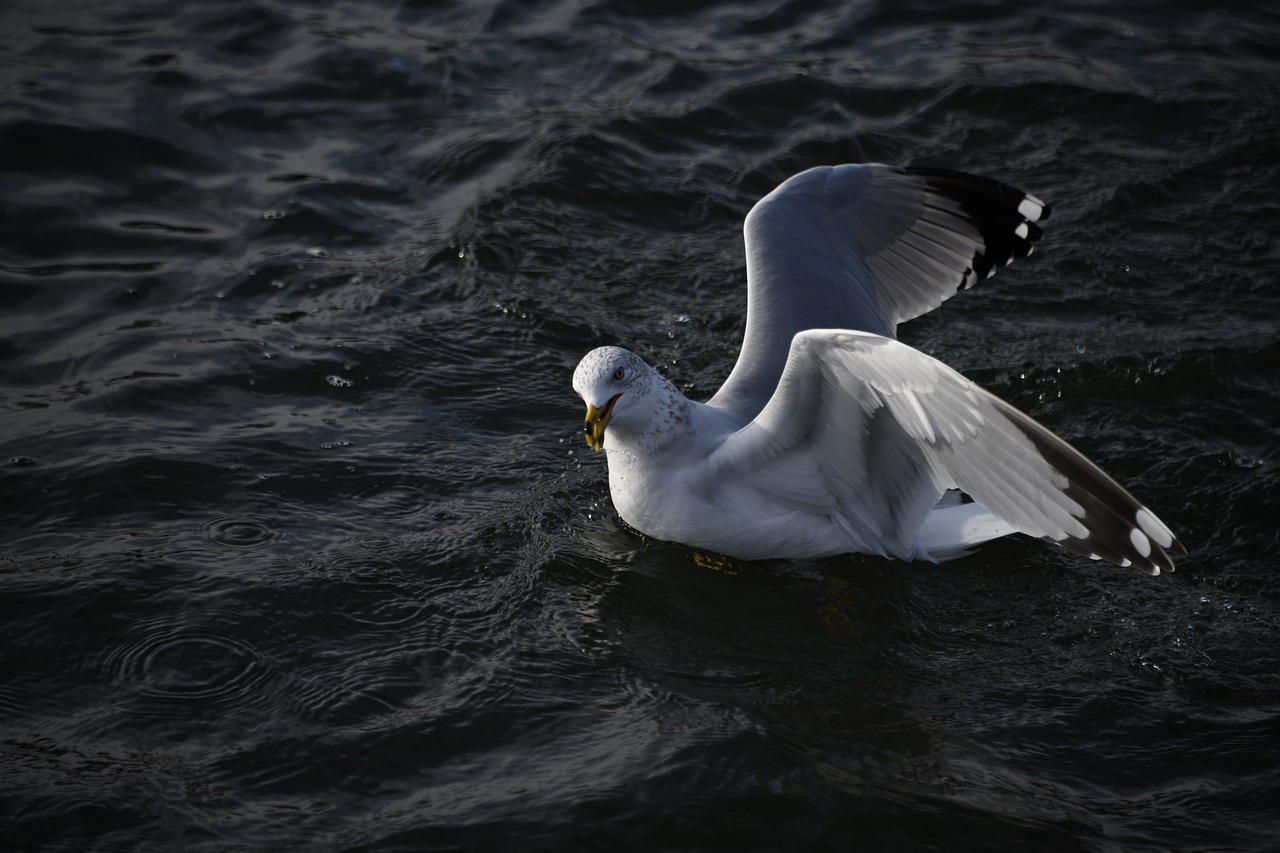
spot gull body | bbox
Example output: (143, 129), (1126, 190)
(573, 164), (1184, 574)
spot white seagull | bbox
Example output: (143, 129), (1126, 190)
(572, 164), (1184, 574)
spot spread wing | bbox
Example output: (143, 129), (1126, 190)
(708, 330), (1184, 574)
(708, 164), (1049, 422)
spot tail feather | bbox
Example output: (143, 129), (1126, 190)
(919, 501), (1018, 561)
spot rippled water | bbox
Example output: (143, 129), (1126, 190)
(3, 0), (1278, 850)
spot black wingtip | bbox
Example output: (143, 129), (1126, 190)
(903, 166), (1051, 222)
(900, 167), (1050, 288)
(1002, 404), (1185, 575)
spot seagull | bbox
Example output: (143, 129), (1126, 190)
(572, 164), (1184, 574)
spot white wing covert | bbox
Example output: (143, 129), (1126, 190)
(711, 330), (1183, 574)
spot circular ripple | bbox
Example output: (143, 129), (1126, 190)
(301, 552), (427, 630)
(199, 515), (282, 548)
(104, 626), (271, 706)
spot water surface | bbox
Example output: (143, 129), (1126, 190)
(2, 1), (1279, 850)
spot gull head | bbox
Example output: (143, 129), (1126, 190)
(572, 346), (665, 451)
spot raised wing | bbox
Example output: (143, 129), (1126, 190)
(709, 330), (1184, 574)
(708, 164), (1049, 422)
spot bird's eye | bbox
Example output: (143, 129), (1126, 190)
(613, 366), (626, 381)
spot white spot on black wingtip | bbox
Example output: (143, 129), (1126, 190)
(1135, 507), (1175, 549)
(1129, 527), (1152, 558)
(1015, 222), (1029, 240)
(1018, 196), (1046, 222)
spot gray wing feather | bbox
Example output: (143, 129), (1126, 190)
(711, 330), (1184, 573)
(708, 164), (1048, 422)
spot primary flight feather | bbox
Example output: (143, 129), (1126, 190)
(572, 164), (1184, 574)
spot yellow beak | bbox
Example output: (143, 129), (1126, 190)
(583, 393), (621, 451)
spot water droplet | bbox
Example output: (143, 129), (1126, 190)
(262, 209), (286, 220)
(306, 247), (330, 259)
(327, 375), (354, 388)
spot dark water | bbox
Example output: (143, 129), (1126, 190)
(2, 0), (1278, 850)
